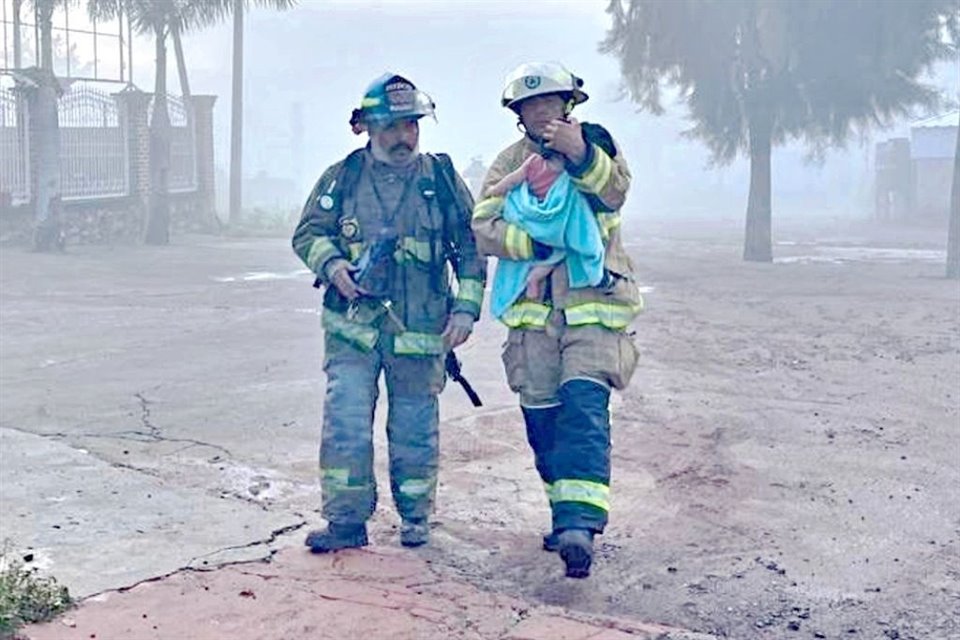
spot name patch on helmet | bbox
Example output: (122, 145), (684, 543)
(387, 90), (416, 112)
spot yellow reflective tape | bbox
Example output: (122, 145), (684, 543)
(398, 478), (435, 497)
(394, 331), (444, 356)
(321, 467), (350, 486)
(564, 302), (642, 329)
(361, 97), (381, 108)
(504, 224), (532, 260)
(550, 479), (610, 511)
(500, 301), (551, 328)
(543, 482), (555, 501)
(472, 196), (504, 220)
(596, 212), (620, 241)
(306, 237), (340, 272)
(321, 309), (380, 351)
(572, 145), (614, 194)
(398, 236), (434, 263)
(456, 278), (485, 306)
(348, 241), (363, 261)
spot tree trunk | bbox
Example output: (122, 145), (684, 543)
(171, 23), (190, 98)
(30, 78), (61, 252)
(146, 24), (171, 245)
(744, 113), (774, 262)
(38, 3), (53, 72)
(947, 110), (960, 279)
(228, 0), (243, 224)
(12, 0), (22, 69)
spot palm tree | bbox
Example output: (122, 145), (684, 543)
(31, 0), (66, 72)
(212, 0), (296, 225)
(89, 0), (227, 244)
(24, 0), (67, 251)
(12, 0), (24, 68)
(948, 108), (960, 279)
(147, 0), (295, 226)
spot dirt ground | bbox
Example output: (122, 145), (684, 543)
(2, 214), (958, 639)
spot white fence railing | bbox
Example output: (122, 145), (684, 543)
(0, 88), (30, 204)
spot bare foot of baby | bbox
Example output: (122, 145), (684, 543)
(525, 264), (555, 300)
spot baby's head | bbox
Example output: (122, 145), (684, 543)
(526, 153), (564, 200)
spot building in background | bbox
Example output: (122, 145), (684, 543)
(875, 112), (958, 225)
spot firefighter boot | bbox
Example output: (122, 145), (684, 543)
(400, 518), (429, 547)
(558, 528), (594, 578)
(522, 405), (560, 552)
(304, 523), (369, 554)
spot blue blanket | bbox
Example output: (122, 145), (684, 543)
(490, 171), (605, 319)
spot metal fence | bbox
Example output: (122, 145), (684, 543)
(148, 94), (197, 193)
(58, 84), (127, 199)
(167, 95), (196, 193)
(0, 87), (30, 204)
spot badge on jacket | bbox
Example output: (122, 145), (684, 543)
(339, 217), (360, 240)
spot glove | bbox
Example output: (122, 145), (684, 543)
(442, 312), (474, 350)
(325, 259), (365, 300)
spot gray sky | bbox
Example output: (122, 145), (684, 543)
(174, 0), (956, 216)
(179, 0), (635, 185)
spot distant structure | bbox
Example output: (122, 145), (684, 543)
(875, 112), (958, 225)
(462, 156), (487, 200)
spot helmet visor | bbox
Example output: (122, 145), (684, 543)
(364, 89), (436, 124)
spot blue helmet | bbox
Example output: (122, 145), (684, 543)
(354, 73), (436, 129)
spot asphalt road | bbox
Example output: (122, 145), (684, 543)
(2, 219), (958, 639)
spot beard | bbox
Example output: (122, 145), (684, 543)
(371, 137), (419, 166)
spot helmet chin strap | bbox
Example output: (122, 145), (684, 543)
(517, 119), (548, 155)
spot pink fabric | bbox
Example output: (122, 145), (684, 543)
(525, 155), (562, 200)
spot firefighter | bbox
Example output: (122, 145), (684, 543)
(293, 73), (486, 552)
(472, 62), (642, 578)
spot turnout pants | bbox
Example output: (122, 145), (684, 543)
(319, 333), (445, 525)
(503, 321), (638, 533)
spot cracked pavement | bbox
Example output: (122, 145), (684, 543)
(2, 219), (959, 639)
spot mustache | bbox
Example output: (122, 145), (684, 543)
(389, 142), (414, 153)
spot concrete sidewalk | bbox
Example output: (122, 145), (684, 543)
(25, 546), (716, 640)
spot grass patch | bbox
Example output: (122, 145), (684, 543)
(0, 543), (72, 639)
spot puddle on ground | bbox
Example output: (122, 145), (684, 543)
(776, 246), (945, 265)
(213, 269), (311, 283)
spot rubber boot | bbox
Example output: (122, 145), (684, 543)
(522, 405), (560, 553)
(400, 518), (429, 547)
(558, 528), (594, 578)
(304, 523), (369, 554)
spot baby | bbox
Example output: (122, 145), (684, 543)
(486, 153), (567, 299)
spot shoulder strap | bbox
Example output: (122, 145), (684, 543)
(330, 147), (367, 204)
(429, 152), (458, 216)
(427, 152), (463, 266)
(581, 122), (617, 158)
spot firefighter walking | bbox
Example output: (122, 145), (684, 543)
(293, 73), (486, 552)
(472, 62), (642, 578)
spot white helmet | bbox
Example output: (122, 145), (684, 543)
(500, 61), (589, 112)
